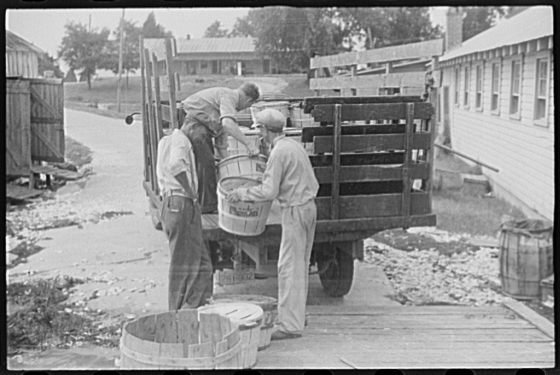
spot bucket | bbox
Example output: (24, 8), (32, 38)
(499, 219), (553, 299)
(288, 104), (318, 128)
(217, 176), (272, 236)
(199, 302), (263, 368)
(119, 309), (242, 369)
(250, 101), (290, 122)
(217, 154), (268, 181)
(209, 294), (278, 351)
(227, 136), (262, 157)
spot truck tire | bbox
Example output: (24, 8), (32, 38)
(318, 246), (354, 297)
(149, 200), (163, 231)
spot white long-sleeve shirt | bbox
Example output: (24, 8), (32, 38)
(237, 135), (319, 207)
(156, 129), (198, 198)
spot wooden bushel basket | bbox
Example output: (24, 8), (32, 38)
(227, 136), (261, 157)
(217, 154), (268, 181)
(499, 220), (553, 299)
(119, 309), (242, 369)
(217, 176), (272, 236)
(209, 294), (278, 351)
(199, 302), (263, 368)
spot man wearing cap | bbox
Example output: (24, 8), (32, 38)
(226, 109), (319, 340)
(156, 112), (213, 310)
(182, 83), (261, 213)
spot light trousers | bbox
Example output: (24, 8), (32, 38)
(277, 200), (317, 334)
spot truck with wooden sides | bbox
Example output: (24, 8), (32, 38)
(129, 37), (437, 297)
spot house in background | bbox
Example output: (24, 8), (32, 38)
(438, 6), (554, 221)
(6, 29), (46, 78)
(145, 37), (274, 76)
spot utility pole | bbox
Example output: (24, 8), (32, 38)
(116, 9), (125, 113)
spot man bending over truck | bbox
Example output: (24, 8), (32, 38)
(156, 111), (213, 310)
(226, 109), (319, 340)
(182, 83), (261, 214)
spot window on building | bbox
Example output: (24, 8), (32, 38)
(201, 61), (208, 69)
(475, 65), (483, 109)
(534, 58), (549, 124)
(464, 66), (470, 107)
(509, 60), (521, 116)
(491, 63), (500, 112)
(454, 67), (460, 105)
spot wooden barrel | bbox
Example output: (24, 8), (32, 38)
(199, 302), (263, 368)
(209, 294), (278, 351)
(499, 223), (553, 299)
(119, 309), (242, 369)
(217, 176), (272, 236)
(217, 154), (268, 181)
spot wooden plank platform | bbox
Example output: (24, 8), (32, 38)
(255, 304), (555, 369)
(6, 184), (43, 200)
(31, 165), (83, 180)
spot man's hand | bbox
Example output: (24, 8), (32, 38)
(246, 143), (260, 156)
(226, 189), (243, 203)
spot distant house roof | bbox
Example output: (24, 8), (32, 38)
(440, 6), (553, 64)
(176, 38), (256, 54)
(6, 30), (47, 55)
(144, 37), (258, 61)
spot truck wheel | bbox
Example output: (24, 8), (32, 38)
(149, 200), (163, 231)
(318, 246), (354, 297)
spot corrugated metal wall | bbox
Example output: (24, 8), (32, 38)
(6, 79), (32, 176)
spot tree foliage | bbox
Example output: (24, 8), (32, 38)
(58, 21), (111, 89)
(38, 54), (64, 79)
(204, 21), (229, 38)
(462, 7), (507, 41)
(142, 12), (173, 38)
(99, 19), (142, 87)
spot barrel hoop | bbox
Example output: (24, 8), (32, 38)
(120, 341), (216, 368)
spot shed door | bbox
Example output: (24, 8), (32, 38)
(6, 79), (32, 176)
(29, 78), (65, 163)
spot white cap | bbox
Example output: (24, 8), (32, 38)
(251, 108), (286, 132)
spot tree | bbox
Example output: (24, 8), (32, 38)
(99, 19), (141, 87)
(58, 21), (111, 89)
(204, 20), (229, 38)
(336, 7), (441, 49)
(230, 17), (255, 37)
(462, 7), (507, 41)
(38, 53), (64, 78)
(142, 12), (173, 38)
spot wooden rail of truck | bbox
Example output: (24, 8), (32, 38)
(129, 37), (437, 297)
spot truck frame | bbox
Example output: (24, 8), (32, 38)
(132, 37), (437, 297)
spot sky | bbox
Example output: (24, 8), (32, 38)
(6, 7), (448, 71)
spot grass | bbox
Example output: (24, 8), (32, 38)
(64, 74), (314, 120)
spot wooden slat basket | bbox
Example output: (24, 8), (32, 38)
(217, 154), (268, 181)
(217, 176), (273, 236)
(199, 302), (264, 368)
(119, 309), (242, 369)
(209, 294), (278, 351)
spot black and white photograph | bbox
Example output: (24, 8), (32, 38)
(5, 4), (555, 370)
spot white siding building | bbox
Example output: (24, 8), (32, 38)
(438, 6), (554, 221)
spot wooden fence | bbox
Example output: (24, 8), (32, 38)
(6, 77), (64, 178)
(309, 39), (444, 97)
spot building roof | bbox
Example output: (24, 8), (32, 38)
(440, 6), (553, 63)
(176, 38), (256, 54)
(144, 37), (257, 61)
(6, 30), (46, 55)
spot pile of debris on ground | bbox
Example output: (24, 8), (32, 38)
(366, 227), (504, 306)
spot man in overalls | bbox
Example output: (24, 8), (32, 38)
(182, 83), (260, 213)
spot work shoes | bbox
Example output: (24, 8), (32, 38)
(271, 330), (302, 341)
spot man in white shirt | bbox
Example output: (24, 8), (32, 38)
(156, 111), (213, 310)
(226, 109), (319, 340)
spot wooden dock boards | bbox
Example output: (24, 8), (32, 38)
(255, 304), (555, 369)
